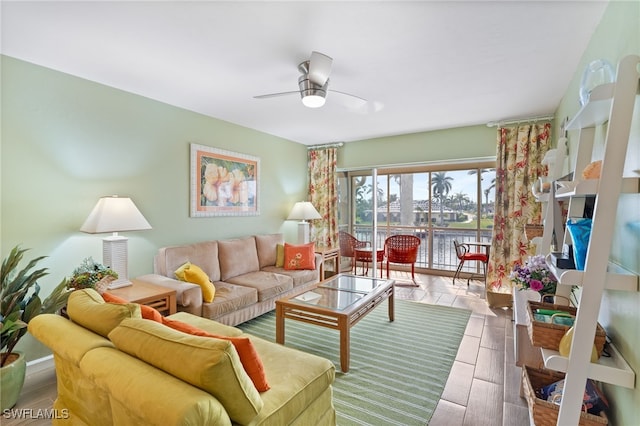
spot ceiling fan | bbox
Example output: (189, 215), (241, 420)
(254, 51), (367, 108)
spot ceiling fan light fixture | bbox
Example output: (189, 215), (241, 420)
(302, 93), (326, 108)
(298, 74), (328, 108)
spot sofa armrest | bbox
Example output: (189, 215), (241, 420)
(28, 314), (115, 364)
(136, 274), (203, 316)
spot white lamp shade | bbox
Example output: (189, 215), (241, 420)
(80, 196), (152, 234)
(288, 201), (321, 245)
(287, 202), (322, 221)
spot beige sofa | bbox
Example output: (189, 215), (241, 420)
(28, 289), (336, 425)
(141, 234), (321, 325)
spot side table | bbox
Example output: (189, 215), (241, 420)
(108, 278), (177, 315)
(314, 246), (340, 279)
(354, 247), (384, 278)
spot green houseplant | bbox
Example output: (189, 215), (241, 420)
(67, 256), (118, 292)
(1, 246), (72, 410)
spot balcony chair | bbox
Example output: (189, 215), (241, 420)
(338, 231), (370, 274)
(384, 235), (421, 285)
(453, 239), (488, 286)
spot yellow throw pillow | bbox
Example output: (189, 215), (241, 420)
(275, 244), (285, 268)
(109, 318), (263, 425)
(175, 262), (216, 303)
(67, 288), (141, 337)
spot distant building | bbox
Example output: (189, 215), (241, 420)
(362, 200), (459, 224)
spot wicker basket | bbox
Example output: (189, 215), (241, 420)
(95, 276), (116, 294)
(525, 224), (545, 240)
(486, 290), (512, 308)
(527, 300), (606, 356)
(522, 366), (608, 426)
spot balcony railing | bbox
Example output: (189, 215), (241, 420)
(343, 225), (491, 274)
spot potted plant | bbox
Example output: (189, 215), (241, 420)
(67, 257), (118, 293)
(510, 254), (558, 296)
(1, 246), (72, 410)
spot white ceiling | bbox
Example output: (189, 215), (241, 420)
(1, 1), (609, 145)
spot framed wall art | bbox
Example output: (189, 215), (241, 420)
(190, 143), (259, 217)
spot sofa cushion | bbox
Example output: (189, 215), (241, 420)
(248, 334), (336, 425)
(261, 266), (319, 287)
(162, 318), (270, 392)
(174, 262), (216, 302)
(158, 241), (221, 282)
(166, 312), (244, 336)
(67, 289), (141, 338)
(254, 233), (284, 268)
(217, 237), (260, 281)
(284, 242), (316, 270)
(109, 318), (263, 425)
(202, 282), (258, 319)
(225, 271), (293, 302)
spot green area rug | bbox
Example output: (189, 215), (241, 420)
(238, 300), (471, 425)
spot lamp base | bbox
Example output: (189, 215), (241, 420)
(103, 235), (132, 288)
(297, 221), (310, 245)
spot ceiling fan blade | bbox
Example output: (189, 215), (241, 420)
(253, 91), (299, 99)
(329, 89), (367, 103)
(308, 51), (333, 86)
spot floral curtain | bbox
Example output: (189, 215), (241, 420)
(308, 147), (338, 248)
(487, 122), (552, 292)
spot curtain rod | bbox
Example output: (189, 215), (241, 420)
(307, 142), (344, 150)
(486, 114), (554, 128)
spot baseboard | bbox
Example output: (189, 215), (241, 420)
(26, 354), (54, 375)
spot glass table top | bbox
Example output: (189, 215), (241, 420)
(318, 274), (387, 293)
(290, 274), (392, 311)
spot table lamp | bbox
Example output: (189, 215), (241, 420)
(80, 195), (152, 289)
(287, 201), (321, 244)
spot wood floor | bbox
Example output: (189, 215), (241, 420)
(5, 272), (529, 426)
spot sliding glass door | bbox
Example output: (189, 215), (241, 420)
(338, 162), (495, 275)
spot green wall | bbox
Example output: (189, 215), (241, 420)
(1, 55), (310, 357)
(340, 123), (497, 170)
(553, 1), (639, 424)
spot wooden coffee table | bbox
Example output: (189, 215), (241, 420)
(275, 274), (394, 372)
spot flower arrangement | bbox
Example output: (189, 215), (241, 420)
(510, 255), (557, 294)
(67, 257), (118, 292)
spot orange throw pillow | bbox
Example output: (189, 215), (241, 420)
(283, 242), (316, 270)
(161, 318), (270, 392)
(102, 293), (269, 391)
(102, 292), (164, 322)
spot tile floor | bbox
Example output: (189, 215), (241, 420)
(5, 271), (530, 426)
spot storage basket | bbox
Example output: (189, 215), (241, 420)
(527, 299), (606, 356)
(522, 366), (608, 426)
(486, 290), (512, 308)
(525, 224), (544, 240)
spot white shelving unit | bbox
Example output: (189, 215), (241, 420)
(530, 139), (567, 257)
(542, 55), (639, 425)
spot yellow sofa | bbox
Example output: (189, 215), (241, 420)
(28, 289), (336, 425)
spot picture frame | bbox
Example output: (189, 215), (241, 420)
(190, 143), (259, 217)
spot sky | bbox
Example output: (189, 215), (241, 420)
(375, 169), (496, 204)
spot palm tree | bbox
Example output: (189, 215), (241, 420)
(484, 183), (496, 214)
(431, 172), (453, 226)
(451, 191), (470, 213)
(468, 168), (496, 214)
